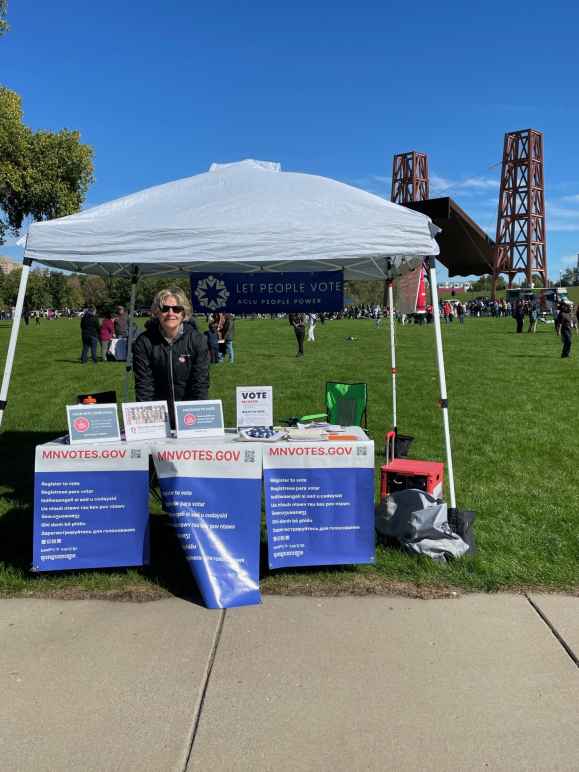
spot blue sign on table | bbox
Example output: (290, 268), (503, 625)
(190, 271), (344, 313)
(152, 443), (263, 608)
(33, 442), (149, 571)
(263, 441), (375, 568)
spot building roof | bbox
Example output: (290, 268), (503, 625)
(0, 256), (18, 274)
(402, 197), (495, 277)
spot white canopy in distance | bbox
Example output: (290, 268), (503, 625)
(21, 159), (440, 279)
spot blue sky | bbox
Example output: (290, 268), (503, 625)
(2, 0), (579, 280)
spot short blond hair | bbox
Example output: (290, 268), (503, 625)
(151, 287), (192, 319)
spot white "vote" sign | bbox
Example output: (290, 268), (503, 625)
(236, 386), (273, 428)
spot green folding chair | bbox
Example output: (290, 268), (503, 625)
(325, 382), (368, 428)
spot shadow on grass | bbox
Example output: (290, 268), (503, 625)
(0, 431), (63, 576)
(509, 353), (561, 358)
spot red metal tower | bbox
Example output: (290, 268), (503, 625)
(493, 129), (547, 292)
(391, 151), (429, 203)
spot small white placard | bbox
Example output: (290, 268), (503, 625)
(67, 404), (121, 444)
(174, 400), (225, 438)
(236, 386), (273, 428)
(122, 401), (170, 441)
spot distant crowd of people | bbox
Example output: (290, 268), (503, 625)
(79, 305), (130, 363)
(204, 312), (235, 364)
(4, 291), (576, 363)
(77, 304), (237, 366)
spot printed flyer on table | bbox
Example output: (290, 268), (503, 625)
(33, 441), (150, 571)
(263, 440), (375, 569)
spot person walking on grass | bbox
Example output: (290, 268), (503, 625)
(222, 313), (236, 362)
(80, 306), (100, 364)
(289, 312), (306, 357)
(99, 310), (115, 361)
(528, 303), (539, 333)
(557, 302), (573, 358)
(307, 313), (316, 342)
(514, 300), (525, 334)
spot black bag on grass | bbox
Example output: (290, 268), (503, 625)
(375, 489), (470, 563)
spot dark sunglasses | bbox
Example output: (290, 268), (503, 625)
(160, 304), (184, 313)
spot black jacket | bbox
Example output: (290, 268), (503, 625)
(222, 316), (235, 341)
(133, 320), (210, 416)
(80, 311), (100, 339)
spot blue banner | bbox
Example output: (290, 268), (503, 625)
(158, 476), (261, 608)
(264, 464), (375, 569)
(33, 469), (150, 571)
(190, 271), (344, 313)
(153, 443), (263, 608)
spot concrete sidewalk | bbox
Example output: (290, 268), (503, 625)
(1, 594), (577, 772)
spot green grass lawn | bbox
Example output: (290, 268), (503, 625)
(0, 315), (577, 598)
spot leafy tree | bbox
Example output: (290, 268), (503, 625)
(0, 86), (94, 244)
(470, 275), (506, 293)
(531, 273), (547, 288)
(80, 275), (108, 308)
(63, 276), (85, 309)
(0, 265), (21, 306)
(47, 271), (67, 307)
(26, 270), (51, 309)
(559, 267), (577, 287)
(0, 1), (8, 36)
(345, 280), (384, 305)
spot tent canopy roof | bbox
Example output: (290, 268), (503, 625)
(22, 159), (440, 280)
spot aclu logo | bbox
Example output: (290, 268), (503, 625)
(193, 275), (230, 311)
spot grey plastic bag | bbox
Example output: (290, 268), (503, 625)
(376, 489), (469, 563)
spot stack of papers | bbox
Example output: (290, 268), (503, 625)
(296, 422), (343, 431)
(286, 428), (329, 442)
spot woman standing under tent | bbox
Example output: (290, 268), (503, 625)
(133, 288), (209, 425)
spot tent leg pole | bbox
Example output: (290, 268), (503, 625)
(0, 259), (32, 430)
(123, 268), (139, 404)
(427, 257), (457, 511)
(387, 280), (397, 433)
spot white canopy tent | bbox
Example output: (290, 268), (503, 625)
(1, 159), (457, 508)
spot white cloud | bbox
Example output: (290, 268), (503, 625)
(350, 171), (500, 200)
(545, 201), (579, 231)
(547, 204), (579, 219)
(548, 223), (579, 232)
(430, 173), (499, 195)
(460, 177), (499, 190)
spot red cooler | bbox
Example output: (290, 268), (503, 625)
(380, 458), (444, 501)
